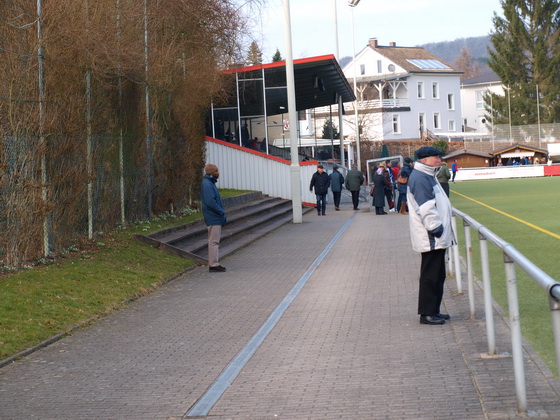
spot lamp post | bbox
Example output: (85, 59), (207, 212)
(506, 85), (513, 144)
(536, 84), (541, 148)
(349, 0), (361, 170)
(333, 0), (345, 168)
(283, 0), (303, 223)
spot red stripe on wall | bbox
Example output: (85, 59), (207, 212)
(206, 136), (319, 167)
(544, 165), (560, 176)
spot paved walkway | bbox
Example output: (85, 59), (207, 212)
(1, 203), (559, 419)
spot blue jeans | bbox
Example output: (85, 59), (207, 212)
(316, 194), (327, 214)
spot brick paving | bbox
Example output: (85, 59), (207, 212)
(0, 203), (559, 419)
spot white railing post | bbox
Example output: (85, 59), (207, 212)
(479, 233), (496, 355)
(463, 219), (476, 318)
(451, 215), (463, 293)
(548, 288), (560, 377)
(503, 250), (527, 413)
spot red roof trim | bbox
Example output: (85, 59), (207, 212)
(223, 55), (337, 74)
(206, 136), (318, 167)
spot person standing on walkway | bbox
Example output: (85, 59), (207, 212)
(345, 164), (364, 211)
(451, 160), (458, 183)
(407, 147), (455, 325)
(372, 165), (388, 215)
(310, 164), (330, 215)
(437, 160), (451, 197)
(329, 165), (345, 211)
(396, 157), (413, 214)
(202, 164), (227, 272)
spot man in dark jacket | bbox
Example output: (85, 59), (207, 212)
(310, 164), (330, 215)
(202, 163), (227, 272)
(345, 164), (364, 211)
(329, 165), (345, 211)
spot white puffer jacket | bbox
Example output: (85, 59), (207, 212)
(407, 161), (455, 253)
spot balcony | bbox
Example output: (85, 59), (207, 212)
(314, 98), (409, 115)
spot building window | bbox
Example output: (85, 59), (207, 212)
(417, 82), (424, 99)
(448, 120), (456, 131)
(360, 64), (366, 75)
(476, 90), (485, 109)
(392, 114), (401, 134)
(447, 93), (455, 110)
(377, 60), (382, 73)
(432, 82), (439, 99)
(433, 112), (440, 129)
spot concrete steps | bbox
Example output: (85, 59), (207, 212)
(136, 192), (313, 264)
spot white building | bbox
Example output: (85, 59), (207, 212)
(460, 71), (504, 134)
(338, 39), (463, 142)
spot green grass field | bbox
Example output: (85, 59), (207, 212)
(449, 176), (560, 375)
(0, 189), (250, 362)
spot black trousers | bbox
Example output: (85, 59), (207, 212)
(418, 248), (447, 316)
(332, 191), (341, 208)
(384, 188), (394, 209)
(350, 190), (360, 209)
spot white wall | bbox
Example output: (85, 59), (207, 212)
(205, 137), (318, 205)
(461, 83), (504, 133)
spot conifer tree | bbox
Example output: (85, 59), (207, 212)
(246, 41), (263, 65)
(272, 48), (283, 62)
(487, 0), (560, 125)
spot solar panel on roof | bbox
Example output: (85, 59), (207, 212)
(406, 59), (450, 70)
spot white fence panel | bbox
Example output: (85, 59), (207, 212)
(205, 137), (318, 205)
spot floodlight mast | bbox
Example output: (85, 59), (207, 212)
(349, 0), (361, 170)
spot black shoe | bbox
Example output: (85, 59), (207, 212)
(209, 265), (226, 272)
(437, 313), (450, 320)
(420, 315), (445, 325)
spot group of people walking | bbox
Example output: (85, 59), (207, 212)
(203, 145), (455, 326)
(309, 164), (364, 215)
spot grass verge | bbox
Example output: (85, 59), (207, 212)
(0, 189), (248, 361)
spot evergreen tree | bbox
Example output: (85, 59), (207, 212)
(322, 119), (339, 139)
(272, 48), (283, 62)
(487, 0), (560, 125)
(453, 46), (481, 81)
(246, 41), (263, 65)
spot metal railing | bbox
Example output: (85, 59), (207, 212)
(450, 208), (560, 413)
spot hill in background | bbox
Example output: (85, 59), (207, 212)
(419, 35), (492, 72)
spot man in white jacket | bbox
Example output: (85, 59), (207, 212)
(407, 147), (455, 325)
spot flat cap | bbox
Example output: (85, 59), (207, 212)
(416, 146), (443, 159)
(317, 164), (324, 169)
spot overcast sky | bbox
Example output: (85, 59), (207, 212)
(244, 0), (503, 62)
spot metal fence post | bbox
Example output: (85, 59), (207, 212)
(463, 219), (475, 318)
(451, 215), (462, 293)
(479, 233), (496, 355)
(503, 250), (527, 413)
(548, 286), (560, 377)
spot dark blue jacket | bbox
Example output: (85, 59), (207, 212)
(329, 170), (345, 193)
(397, 164), (413, 194)
(310, 171), (330, 195)
(201, 174), (226, 226)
